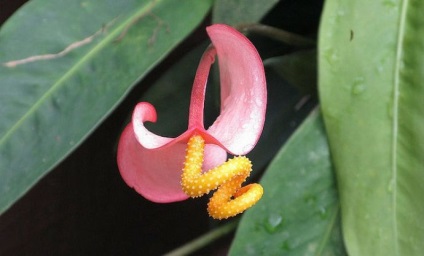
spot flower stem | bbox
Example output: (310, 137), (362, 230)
(236, 23), (316, 47)
(163, 219), (239, 256)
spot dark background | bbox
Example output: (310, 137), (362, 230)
(0, 1), (323, 255)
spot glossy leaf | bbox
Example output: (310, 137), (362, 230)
(212, 0), (279, 25)
(248, 65), (317, 172)
(0, 0), (211, 215)
(264, 50), (317, 94)
(319, 0), (424, 255)
(229, 109), (346, 255)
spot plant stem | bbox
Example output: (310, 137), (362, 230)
(236, 23), (316, 47)
(164, 219), (239, 256)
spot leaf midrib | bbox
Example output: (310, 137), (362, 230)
(0, 0), (159, 147)
(392, 0), (409, 254)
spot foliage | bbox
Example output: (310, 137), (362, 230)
(0, 0), (212, 215)
(0, 0), (422, 255)
(319, 0), (424, 254)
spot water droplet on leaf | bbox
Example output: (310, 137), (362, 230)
(303, 194), (317, 205)
(281, 240), (291, 251)
(337, 9), (346, 16)
(324, 48), (339, 66)
(318, 207), (328, 219)
(264, 213), (284, 233)
(351, 77), (366, 95)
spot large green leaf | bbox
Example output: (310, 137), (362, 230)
(0, 0), (211, 215)
(229, 110), (346, 255)
(319, 0), (424, 255)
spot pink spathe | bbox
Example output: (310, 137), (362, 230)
(117, 24), (267, 203)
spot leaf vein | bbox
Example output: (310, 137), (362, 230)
(0, 0), (159, 147)
(392, 0), (409, 254)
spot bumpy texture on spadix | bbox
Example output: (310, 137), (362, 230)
(117, 24), (267, 217)
(182, 135), (263, 219)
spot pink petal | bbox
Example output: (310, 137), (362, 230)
(117, 123), (227, 203)
(132, 102), (174, 149)
(132, 101), (223, 149)
(205, 24), (267, 155)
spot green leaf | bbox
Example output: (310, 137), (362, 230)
(229, 110), (346, 255)
(0, 0), (211, 215)
(212, 0), (279, 25)
(319, 0), (424, 255)
(247, 66), (317, 173)
(264, 50), (317, 94)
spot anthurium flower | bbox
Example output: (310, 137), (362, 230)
(117, 24), (267, 219)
